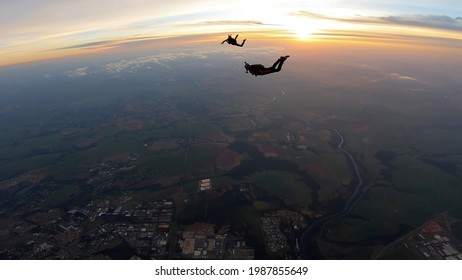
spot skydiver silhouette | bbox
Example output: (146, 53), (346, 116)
(221, 34), (246, 47)
(244, 56), (290, 76)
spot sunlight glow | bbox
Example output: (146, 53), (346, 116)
(282, 18), (317, 40)
(280, 14), (361, 41)
(1, 1), (461, 66)
(290, 24), (314, 40)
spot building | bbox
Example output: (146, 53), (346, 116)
(198, 178), (212, 191)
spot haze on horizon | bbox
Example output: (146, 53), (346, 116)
(1, 0), (462, 66)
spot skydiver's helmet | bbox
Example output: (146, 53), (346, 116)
(244, 62), (250, 73)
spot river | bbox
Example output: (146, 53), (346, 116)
(300, 128), (364, 259)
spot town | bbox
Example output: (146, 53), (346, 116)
(0, 171), (305, 259)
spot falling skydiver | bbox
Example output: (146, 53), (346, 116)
(221, 34), (246, 47)
(244, 56), (290, 76)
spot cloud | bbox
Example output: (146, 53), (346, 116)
(389, 72), (418, 81)
(66, 67), (88, 77)
(292, 11), (333, 21)
(104, 46), (283, 74)
(312, 29), (462, 46)
(105, 55), (179, 74)
(187, 20), (271, 26)
(58, 40), (112, 50)
(104, 53), (197, 73)
(368, 14), (462, 32)
(294, 10), (462, 32)
(56, 35), (160, 51)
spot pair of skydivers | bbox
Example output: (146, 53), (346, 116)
(221, 34), (289, 77)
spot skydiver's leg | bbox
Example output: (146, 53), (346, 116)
(235, 34), (239, 40)
(269, 59), (283, 73)
(237, 39), (246, 47)
(270, 56), (289, 72)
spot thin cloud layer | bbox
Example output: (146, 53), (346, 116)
(62, 44), (283, 78)
(295, 10), (462, 32)
(357, 14), (462, 32)
(66, 67), (88, 77)
(103, 46), (283, 74)
(389, 72), (418, 81)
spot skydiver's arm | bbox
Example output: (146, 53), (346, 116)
(221, 39), (228, 44)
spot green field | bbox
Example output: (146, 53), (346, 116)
(44, 185), (81, 208)
(251, 171), (313, 208)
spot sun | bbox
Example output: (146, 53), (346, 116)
(284, 19), (317, 40)
(294, 27), (313, 40)
(292, 25), (318, 40)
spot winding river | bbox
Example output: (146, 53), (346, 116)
(300, 128), (364, 259)
(228, 91), (365, 258)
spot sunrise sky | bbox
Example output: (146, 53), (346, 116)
(1, 0), (461, 66)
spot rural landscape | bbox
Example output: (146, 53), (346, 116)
(1, 38), (462, 259)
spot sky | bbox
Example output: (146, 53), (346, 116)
(1, 0), (461, 66)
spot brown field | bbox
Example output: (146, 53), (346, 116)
(257, 144), (279, 157)
(75, 135), (104, 149)
(129, 175), (181, 189)
(317, 130), (332, 141)
(0, 168), (48, 190)
(297, 135), (310, 145)
(115, 117), (142, 131)
(215, 148), (242, 170)
(200, 132), (235, 143)
(253, 131), (274, 141)
(422, 221), (445, 234)
(186, 143), (242, 174)
(148, 139), (181, 152)
(355, 122), (370, 133)
(308, 163), (333, 181)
